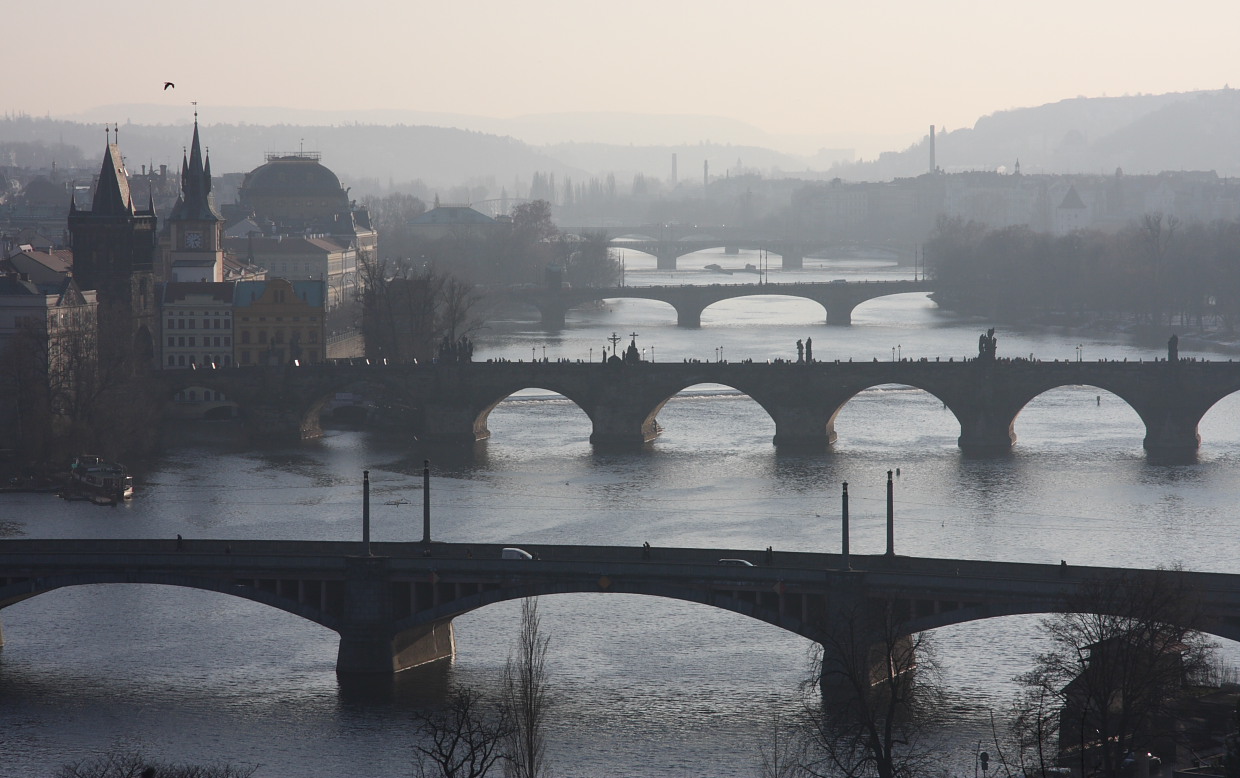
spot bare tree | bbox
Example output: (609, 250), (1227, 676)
(1022, 568), (1214, 777)
(357, 251), (481, 364)
(1007, 665), (1064, 778)
(801, 599), (942, 778)
(757, 710), (804, 778)
(502, 598), (551, 778)
(56, 748), (257, 778)
(413, 686), (512, 778)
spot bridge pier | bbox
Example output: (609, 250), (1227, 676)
(781, 251), (803, 270)
(243, 405), (322, 443)
(956, 418), (1016, 455)
(419, 402), (491, 445)
(1142, 419), (1202, 461)
(537, 302), (568, 331)
(676, 303), (705, 328)
(824, 303), (854, 326)
(656, 251), (678, 271)
(588, 401), (660, 447)
(771, 409), (836, 450)
(336, 556), (456, 674)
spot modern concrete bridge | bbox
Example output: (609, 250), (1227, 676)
(3, 539), (1239, 674)
(155, 354), (1240, 458)
(512, 280), (932, 329)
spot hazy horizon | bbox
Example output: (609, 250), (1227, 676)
(12, 0), (1238, 158)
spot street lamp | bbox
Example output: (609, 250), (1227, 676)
(531, 347), (536, 362)
(720, 345), (724, 362)
(898, 344), (902, 361)
(650, 345), (655, 363)
(542, 345), (546, 362)
(1076, 344), (1082, 362)
(892, 346), (896, 362)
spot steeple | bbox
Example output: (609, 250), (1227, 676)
(170, 114), (222, 222)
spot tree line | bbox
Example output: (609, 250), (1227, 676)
(925, 215), (1240, 331)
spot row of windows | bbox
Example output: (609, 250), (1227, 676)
(238, 315), (317, 323)
(167, 336), (232, 348)
(166, 354), (233, 367)
(238, 330), (319, 345)
(174, 389), (229, 402)
(167, 318), (232, 330)
(238, 349), (320, 365)
(169, 310), (230, 317)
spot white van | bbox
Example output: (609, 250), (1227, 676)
(502, 547), (534, 560)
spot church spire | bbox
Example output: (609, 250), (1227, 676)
(171, 113), (222, 222)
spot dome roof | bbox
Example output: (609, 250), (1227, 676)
(239, 154), (345, 200)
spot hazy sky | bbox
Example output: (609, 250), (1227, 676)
(15, 0), (1239, 150)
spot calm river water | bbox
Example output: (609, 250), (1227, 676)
(4, 250), (1240, 777)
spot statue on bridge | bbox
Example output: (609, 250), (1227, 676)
(437, 335), (474, 364)
(796, 339), (804, 363)
(1168, 333), (1179, 362)
(805, 337), (813, 363)
(978, 328), (998, 361)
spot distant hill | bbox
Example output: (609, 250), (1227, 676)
(831, 89), (1240, 179)
(0, 115), (817, 196)
(6, 90), (1240, 194)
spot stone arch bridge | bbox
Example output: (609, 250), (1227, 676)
(511, 280), (931, 329)
(154, 357), (1240, 458)
(3, 539), (1240, 675)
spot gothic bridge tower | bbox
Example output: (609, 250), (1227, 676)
(68, 128), (159, 363)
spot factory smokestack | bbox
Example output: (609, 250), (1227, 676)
(929, 125), (936, 175)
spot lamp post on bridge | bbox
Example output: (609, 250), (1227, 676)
(422, 459), (431, 544)
(362, 470), (371, 556)
(841, 481), (850, 570)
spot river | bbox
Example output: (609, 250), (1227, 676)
(3, 249), (1240, 777)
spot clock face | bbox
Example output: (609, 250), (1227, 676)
(184, 231), (203, 249)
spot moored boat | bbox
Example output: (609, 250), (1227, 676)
(69, 455), (134, 500)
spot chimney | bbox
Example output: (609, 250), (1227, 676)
(929, 125), (936, 175)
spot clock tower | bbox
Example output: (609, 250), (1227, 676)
(167, 115), (224, 282)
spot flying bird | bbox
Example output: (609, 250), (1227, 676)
(163, 82), (175, 90)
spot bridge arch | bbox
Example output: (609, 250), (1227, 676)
(389, 578), (812, 642)
(827, 382), (961, 450)
(474, 386), (595, 444)
(697, 293), (829, 328)
(0, 573), (343, 633)
(469, 382), (600, 444)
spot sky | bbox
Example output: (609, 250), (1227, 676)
(13, 0), (1240, 155)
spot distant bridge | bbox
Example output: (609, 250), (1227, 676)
(510, 279), (932, 328)
(582, 224), (907, 270)
(153, 355), (1236, 458)
(3, 539), (1239, 674)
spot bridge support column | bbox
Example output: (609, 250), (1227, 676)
(781, 251), (803, 270)
(538, 303), (568, 331)
(419, 402), (490, 445)
(771, 409), (835, 450)
(824, 304), (854, 326)
(244, 406), (322, 443)
(656, 251), (678, 271)
(588, 392), (660, 447)
(957, 416), (1016, 454)
(1142, 418), (1201, 461)
(676, 304), (705, 329)
(336, 556), (456, 674)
